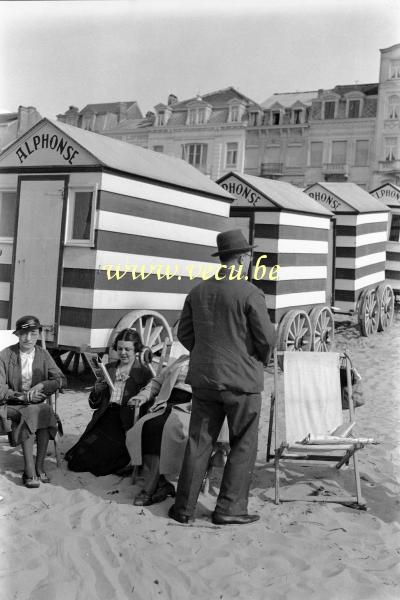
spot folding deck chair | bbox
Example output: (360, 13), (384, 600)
(267, 349), (375, 509)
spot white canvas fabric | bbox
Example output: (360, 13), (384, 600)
(283, 352), (343, 444)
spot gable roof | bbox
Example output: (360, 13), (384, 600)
(172, 87), (260, 110)
(79, 101), (138, 114)
(308, 182), (389, 213)
(0, 118), (232, 201)
(261, 91), (317, 110)
(218, 172), (332, 216)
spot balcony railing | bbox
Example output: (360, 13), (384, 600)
(260, 162), (283, 176)
(322, 163), (349, 175)
(379, 160), (400, 172)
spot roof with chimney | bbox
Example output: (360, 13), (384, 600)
(261, 91), (317, 109)
(79, 101), (139, 115)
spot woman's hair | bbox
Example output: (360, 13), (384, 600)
(112, 328), (143, 353)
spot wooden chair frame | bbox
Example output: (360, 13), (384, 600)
(266, 349), (371, 509)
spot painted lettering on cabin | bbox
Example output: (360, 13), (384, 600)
(372, 187), (400, 202)
(221, 181), (261, 206)
(308, 191), (341, 211)
(15, 133), (80, 165)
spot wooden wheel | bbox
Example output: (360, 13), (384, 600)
(108, 310), (172, 360)
(376, 283), (394, 331)
(309, 306), (335, 351)
(277, 309), (312, 353)
(358, 288), (379, 337)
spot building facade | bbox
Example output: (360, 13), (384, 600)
(55, 44), (400, 191)
(0, 106), (42, 152)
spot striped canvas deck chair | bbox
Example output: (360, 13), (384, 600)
(268, 349), (375, 509)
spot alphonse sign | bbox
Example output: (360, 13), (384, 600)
(15, 131), (80, 165)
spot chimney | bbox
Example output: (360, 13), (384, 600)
(317, 89), (324, 98)
(119, 102), (128, 121)
(17, 106), (40, 136)
(146, 111), (155, 123)
(167, 94), (178, 106)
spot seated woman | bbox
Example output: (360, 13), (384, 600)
(0, 315), (66, 488)
(126, 354), (193, 506)
(65, 328), (152, 476)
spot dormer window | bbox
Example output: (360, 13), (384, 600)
(186, 103), (211, 126)
(157, 111), (165, 126)
(230, 106), (239, 122)
(248, 112), (259, 126)
(348, 99), (361, 118)
(324, 101), (336, 119)
(272, 111), (280, 125)
(293, 109), (302, 124)
(390, 61), (400, 79)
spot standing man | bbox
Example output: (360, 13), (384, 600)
(168, 229), (276, 525)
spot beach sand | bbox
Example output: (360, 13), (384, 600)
(1, 314), (399, 600)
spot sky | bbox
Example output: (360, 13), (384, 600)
(0, 0), (398, 118)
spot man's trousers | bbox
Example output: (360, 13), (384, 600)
(174, 388), (261, 517)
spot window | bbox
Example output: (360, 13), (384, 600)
(225, 142), (238, 168)
(385, 138), (397, 162)
(324, 101), (335, 119)
(309, 142), (323, 166)
(249, 112), (258, 126)
(156, 112), (165, 126)
(153, 145), (164, 153)
(389, 214), (400, 242)
(182, 144), (208, 171)
(0, 190), (17, 239)
(348, 100), (361, 118)
(197, 109), (205, 124)
(354, 140), (369, 166)
(272, 112), (280, 125)
(390, 61), (400, 79)
(331, 141), (347, 164)
(293, 109), (302, 124)
(286, 146), (302, 167)
(67, 188), (95, 245)
(388, 95), (400, 120)
(230, 106), (239, 122)
(188, 110), (196, 126)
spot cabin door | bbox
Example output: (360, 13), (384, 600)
(10, 178), (67, 343)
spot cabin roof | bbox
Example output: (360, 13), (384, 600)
(311, 182), (390, 213)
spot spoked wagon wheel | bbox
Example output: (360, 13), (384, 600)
(277, 309), (312, 358)
(358, 288), (379, 337)
(309, 306), (335, 352)
(376, 283), (394, 331)
(108, 310), (173, 362)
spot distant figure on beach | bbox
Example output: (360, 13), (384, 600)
(0, 315), (66, 488)
(65, 328), (152, 476)
(168, 229), (276, 525)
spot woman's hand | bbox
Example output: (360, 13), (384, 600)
(26, 384), (46, 403)
(127, 396), (147, 408)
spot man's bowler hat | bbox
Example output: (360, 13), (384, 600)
(211, 229), (256, 257)
(13, 315), (43, 335)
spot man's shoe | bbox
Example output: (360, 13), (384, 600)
(211, 512), (260, 525)
(152, 480), (176, 504)
(133, 490), (154, 506)
(168, 504), (194, 524)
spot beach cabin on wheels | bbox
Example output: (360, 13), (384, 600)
(0, 118), (232, 369)
(305, 182), (393, 335)
(217, 172), (334, 352)
(370, 183), (400, 298)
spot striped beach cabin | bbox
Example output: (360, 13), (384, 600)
(370, 183), (400, 296)
(0, 118), (232, 364)
(305, 182), (393, 335)
(217, 172), (334, 352)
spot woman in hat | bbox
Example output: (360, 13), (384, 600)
(65, 328), (153, 476)
(0, 315), (66, 488)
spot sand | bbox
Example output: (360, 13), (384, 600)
(1, 314), (399, 600)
